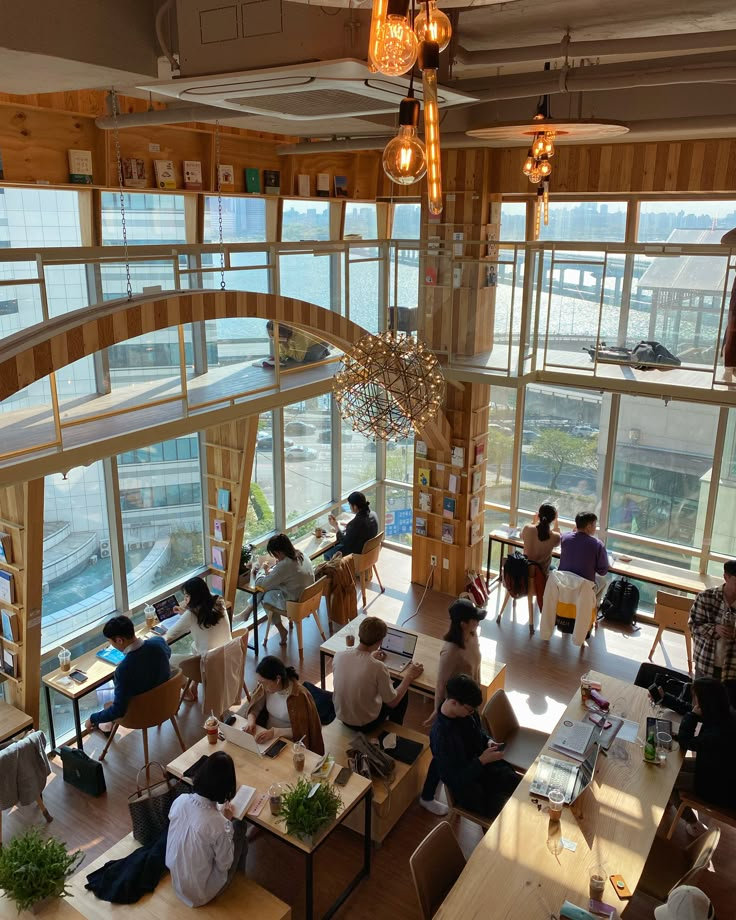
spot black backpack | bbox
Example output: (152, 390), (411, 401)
(598, 578), (639, 625)
(502, 552), (529, 599)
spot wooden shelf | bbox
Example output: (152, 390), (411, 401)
(0, 601), (23, 614)
(205, 504), (234, 515)
(0, 519), (23, 531)
(204, 473), (240, 485)
(0, 637), (22, 652)
(0, 561), (23, 574)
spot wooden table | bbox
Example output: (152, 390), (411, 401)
(434, 671), (684, 919)
(293, 532), (337, 561)
(0, 894), (86, 920)
(167, 728), (373, 920)
(0, 699), (32, 744)
(319, 621), (507, 704)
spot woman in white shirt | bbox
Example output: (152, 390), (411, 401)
(167, 576), (231, 698)
(166, 752), (247, 907)
(255, 533), (314, 645)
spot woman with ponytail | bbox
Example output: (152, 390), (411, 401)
(522, 503), (560, 574)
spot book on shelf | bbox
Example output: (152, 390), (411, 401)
(216, 488), (231, 512)
(428, 210), (441, 224)
(212, 546), (225, 569)
(1, 609), (19, 642)
(213, 519), (226, 542)
(451, 446), (464, 467)
(211, 574), (224, 595)
(415, 439), (428, 458)
(474, 443), (485, 464)
(424, 266), (437, 285)
(2, 647), (17, 678)
(452, 265), (463, 289)
(0, 570), (13, 605)
(263, 169), (280, 195)
(316, 173), (330, 197)
(471, 469), (482, 492)
(415, 516), (427, 537)
(0, 531), (12, 564)
(452, 232), (464, 256)
(297, 174), (310, 197)
(217, 165), (235, 190)
(427, 235), (440, 251)
(441, 522), (454, 544)
(96, 646), (125, 665)
(470, 521), (481, 544)
(448, 473), (459, 493)
(153, 159), (176, 189)
(470, 495), (481, 519)
(418, 492), (432, 513)
(334, 175), (348, 198)
(67, 149), (93, 184)
(183, 160), (203, 190)
(244, 167), (261, 193)
(442, 496), (456, 519)
(418, 468), (430, 488)
(122, 158), (147, 188)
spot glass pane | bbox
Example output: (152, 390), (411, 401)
(538, 201), (627, 243)
(500, 202), (526, 241)
(385, 485), (413, 547)
(280, 253), (333, 309)
(710, 409), (736, 556)
(386, 434), (414, 485)
(389, 245), (419, 334)
(101, 192), (186, 244)
(41, 462), (113, 649)
(281, 200), (330, 242)
(284, 395), (333, 525)
(611, 395), (718, 548)
(344, 203), (377, 239)
(341, 421), (378, 492)
(0, 379), (55, 458)
(638, 200), (736, 243)
(0, 188), (82, 248)
(118, 435), (204, 605)
(519, 385), (603, 522)
(45, 263), (92, 318)
(203, 196), (267, 242)
(486, 385), (517, 511)
(391, 203), (421, 239)
(0, 266), (43, 332)
(349, 254), (381, 332)
(248, 413), (276, 542)
(606, 534), (701, 613)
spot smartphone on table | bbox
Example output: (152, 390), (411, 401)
(69, 669), (88, 684)
(263, 739), (287, 758)
(335, 766), (352, 786)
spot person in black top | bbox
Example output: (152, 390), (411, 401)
(430, 674), (520, 820)
(324, 491), (379, 560)
(672, 677), (736, 835)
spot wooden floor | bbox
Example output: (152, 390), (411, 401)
(5, 549), (734, 919)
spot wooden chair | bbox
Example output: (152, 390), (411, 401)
(409, 821), (467, 920)
(649, 591), (693, 674)
(263, 577), (327, 658)
(496, 580), (536, 636)
(100, 668), (186, 774)
(444, 784), (493, 832)
(481, 689), (548, 774)
(637, 827), (720, 901)
(352, 531), (385, 608)
(178, 634), (251, 714)
(667, 791), (736, 839)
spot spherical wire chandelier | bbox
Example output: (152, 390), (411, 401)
(333, 331), (445, 441)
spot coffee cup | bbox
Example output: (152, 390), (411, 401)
(58, 648), (71, 673)
(589, 865), (606, 900)
(548, 788), (565, 821)
(293, 740), (306, 772)
(269, 783), (285, 816)
(144, 604), (157, 629)
(314, 527), (323, 539)
(204, 714), (219, 745)
(345, 629), (355, 647)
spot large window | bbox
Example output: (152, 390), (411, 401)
(538, 201), (628, 242)
(281, 200), (330, 242)
(486, 385), (517, 516)
(341, 421), (378, 493)
(283, 395), (333, 526)
(385, 485), (413, 547)
(500, 202), (526, 241)
(344, 203), (377, 239)
(638, 200), (736, 244)
(390, 202), (420, 333)
(249, 412), (277, 542)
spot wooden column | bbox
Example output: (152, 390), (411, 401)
(204, 419), (259, 615)
(0, 479), (44, 725)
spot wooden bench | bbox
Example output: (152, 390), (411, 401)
(65, 833), (291, 920)
(322, 720), (431, 844)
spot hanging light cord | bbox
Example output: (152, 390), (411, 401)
(111, 90), (132, 302)
(214, 120), (226, 290)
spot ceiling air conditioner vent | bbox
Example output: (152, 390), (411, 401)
(228, 88), (394, 117)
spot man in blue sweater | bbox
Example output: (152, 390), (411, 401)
(85, 615), (171, 732)
(430, 674), (520, 820)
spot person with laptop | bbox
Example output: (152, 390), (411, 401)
(235, 655), (324, 755)
(558, 511), (609, 600)
(430, 674), (520, 820)
(166, 576), (231, 701)
(85, 615), (171, 733)
(253, 533), (315, 646)
(332, 616), (423, 732)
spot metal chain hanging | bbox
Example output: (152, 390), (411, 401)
(214, 120), (226, 290)
(110, 89), (132, 301)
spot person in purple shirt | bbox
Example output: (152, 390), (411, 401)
(559, 511), (610, 600)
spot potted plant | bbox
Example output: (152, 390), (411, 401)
(0, 828), (82, 914)
(237, 543), (254, 590)
(278, 778), (343, 844)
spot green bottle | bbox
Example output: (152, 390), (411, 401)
(644, 730), (656, 762)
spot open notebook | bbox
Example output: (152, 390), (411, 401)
(219, 784), (256, 820)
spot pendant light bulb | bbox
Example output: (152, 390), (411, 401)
(374, 0), (418, 76)
(522, 149), (534, 176)
(419, 41), (442, 215)
(544, 132), (556, 156)
(413, 1), (452, 51)
(539, 155), (552, 177)
(383, 95), (427, 185)
(532, 132), (546, 158)
(368, 0), (389, 72)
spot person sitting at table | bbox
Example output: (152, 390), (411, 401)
(332, 615), (423, 732)
(85, 615), (171, 734)
(559, 510), (609, 600)
(522, 502), (561, 609)
(688, 559), (736, 704)
(324, 491), (378, 561)
(419, 598), (487, 816)
(263, 320), (330, 368)
(236, 655), (324, 755)
(255, 533), (315, 646)
(430, 674), (520, 820)
(167, 576), (232, 701)
(671, 677), (736, 836)
(166, 751), (248, 907)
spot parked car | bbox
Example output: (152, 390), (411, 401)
(285, 446), (318, 462)
(257, 435), (293, 451)
(319, 430), (352, 443)
(570, 425), (599, 439)
(522, 429), (539, 444)
(285, 420), (317, 436)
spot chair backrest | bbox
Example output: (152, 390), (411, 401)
(120, 668), (185, 729)
(287, 576), (327, 616)
(654, 591), (692, 633)
(671, 827), (721, 893)
(409, 821), (466, 920)
(352, 531), (384, 574)
(481, 689), (519, 742)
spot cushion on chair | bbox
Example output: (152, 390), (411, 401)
(502, 727), (549, 773)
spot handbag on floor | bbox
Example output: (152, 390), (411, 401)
(128, 762), (187, 845)
(59, 745), (107, 797)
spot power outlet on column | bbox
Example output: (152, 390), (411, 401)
(430, 555), (437, 567)
(443, 558), (450, 570)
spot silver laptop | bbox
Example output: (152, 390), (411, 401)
(218, 719), (272, 756)
(380, 626), (418, 671)
(530, 742), (601, 805)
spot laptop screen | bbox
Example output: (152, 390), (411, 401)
(382, 627), (418, 658)
(578, 742), (600, 789)
(153, 594), (179, 621)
